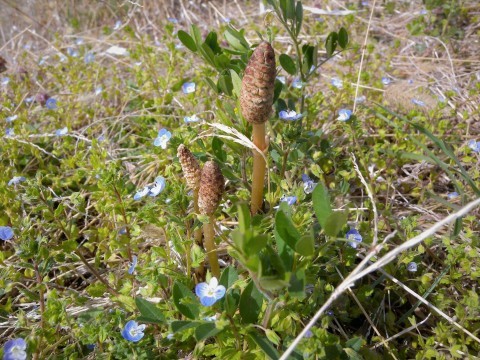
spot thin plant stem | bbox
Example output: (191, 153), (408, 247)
(203, 215), (220, 278)
(251, 123), (267, 214)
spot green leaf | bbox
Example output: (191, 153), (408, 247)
(230, 69), (242, 98)
(204, 77), (219, 93)
(338, 27), (349, 48)
(275, 209), (301, 251)
(237, 202), (251, 234)
(195, 323), (222, 341)
(325, 31), (338, 57)
(135, 297), (165, 324)
(273, 78), (283, 103)
(204, 31), (221, 54)
(178, 30), (197, 52)
(190, 24), (203, 49)
(224, 289), (241, 316)
(288, 269), (305, 299)
(219, 266), (238, 289)
(324, 211), (348, 237)
(295, 1), (303, 35)
(312, 183), (333, 229)
(218, 73), (233, 96)
(173, 282), (199, 319)
(295, 234), (315, 256)
(345, 337), (364, 351)
(239, 280), (264, 324)
(224, 27), (249, 52)
(279, 54), (297, 75)
(249, 331), (280, 360)
(286, 0), (296, 20)
(245, 234), (269, 256)
(171, 320), (200, 333)
(279, 0), (288, 20)
(212, 137), (226, 162)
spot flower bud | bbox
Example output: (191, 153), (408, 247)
(177, 144), (201, 191)
(240, 41), (276, 124)
(198, 161), (225, 216)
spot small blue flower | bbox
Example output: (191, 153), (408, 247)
(346, 229), (362, 249)
(309, 65), (316, 74)
(276, 76), (286, 84)
(6, 115), (18, 122)
(113, 20), (122, 30)
(8, 176), (26, 186)
(75, 38), (84, 45)
(121, 320), (146, 342)
(337, 109), (352, 122)
(279, 110), (302, 121)
(302, 174), (311, 183)
(281, 195), (297, 206)
(128, 255), (138, 275)
(222, 17), (231, 23)
(381, 77), (391, 85)
(468, 140), (480, 153)
(95, 86), (103, 95)
(67, 47), (79, 57)
(182, 82), (196, 94)
(167, 17), (178, 24)
(149, 176), (166, 197)
(292, 78), (304, 89)
(411, 98), (425, 107)
(25, 96), (34, 103)
(166, 333), (174, 340)
(407, 262), (417, 272)
(86, 344), (95, 350)
(301, 175), (317, 194)
(55, 127), (68, 136)
(203, 315), (217, 321)
(134, 186), (150, 201)
(118, 226), (127, 235)
(447, 192), (459, 199)
(331, 77), (343, 89)
(154, 128), (172, 149)
(46, 98), (57, 110)
(6, 128), (14, 137)
(2, 77), (10, 86)
(3, 338), (27, 360)
(84, 52), (95, 64)
(304, 329), (314, 338)
(355, 95), (366, 103)
(0, 226), (14, 241)
(326, 309), (334, 316)
(184, 114), (200, 123)
(195, 277), (226, 306)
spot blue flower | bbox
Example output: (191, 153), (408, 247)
(149, 177), (166, 196)
(167, 17), (178, 24)
(118, 226), (127, 235)
(6, 128), (14, 137)
(411, 98), (425, 107)
(331, 77), (343, 89)
(84, 52), (95, 64)
(113, 20), (122, 30)
(95, 86), (103, 95)
(46, 98), (57, 110)
(0, 226), (14, 241)
(153, 128), (172, 149)
(337, 109), (352, 122)
(355, 95), (366, 103)
(55, 127), (68, 136)
(301, 175), (317, 194)
(447, 192), (459, 199)
(468, 140), (480, 153)
(280, 195), (297, 206)
(128, 255), (138, 275)
(8, 176), (26, 186)
(304, 329), (314, 338)
(279, 110), (302, 121)
(133, 186), (150, 201)
(292, 78), (304, 89)
(3, 338), (27, 360)
(121, 320), (146, 342)
(67, 47), (79, 57)
(203, 315), (217, 321)
(182, 82), (196, 94)
(195, 277), (226, 306)
(6, 115), (18, 122)
(184, 114), (201, 123)
(2, 77), (10, 86)
(75, 38), (84, 45)
(346, 229), (362, 248)
(381, 77), (391, 85)
(407, 262), (417, 272)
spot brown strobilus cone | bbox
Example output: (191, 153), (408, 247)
(177, 144), (203, 246)
(198, 161), (225, 278)
(240, 41), (276, 214)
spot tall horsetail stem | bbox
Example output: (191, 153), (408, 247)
(240, 41), (276, 214)
(198, 161), (225, 278)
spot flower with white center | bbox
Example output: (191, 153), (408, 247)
(3, 338), (27, 360)
(447, 192), (459, 199)
(337, 109), (352, 122)
(8, 176), (26, 186)
(301, 174), (317, 194)
(281, 195), (297, 206)
(167, 17), (178, 24)
(346, 229), (362, 249)
(113, 20), (122, 30)
(279, 110), (303, 121)
(182, 82), (196, 94)
(67, 47), (79, 57)
(468, 140), (480, 153)
(355, 95), (366, 103)
(46, 98), (57, 110)
(84, 52), (95, 64)
(121, 320), (146, 342)
(55, 127), (68, 136)
(292, 78), (304, 89)
(381, 77), (391, 85)
(184, 114), (201, 123)
(2, 77), (10, 86)
(149, 176), (166, 196)
(6, 128), (14, 137)
(407, 262), (417, 272)
(106, 45), (129, 56)
(6, 115), (18, 122)
(128, 255), (138, 275)
(195, 277), (226, 306)
(95, 86), (103, 95)
(153, 128), (172, 149)
(331, 77), (343, 89)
